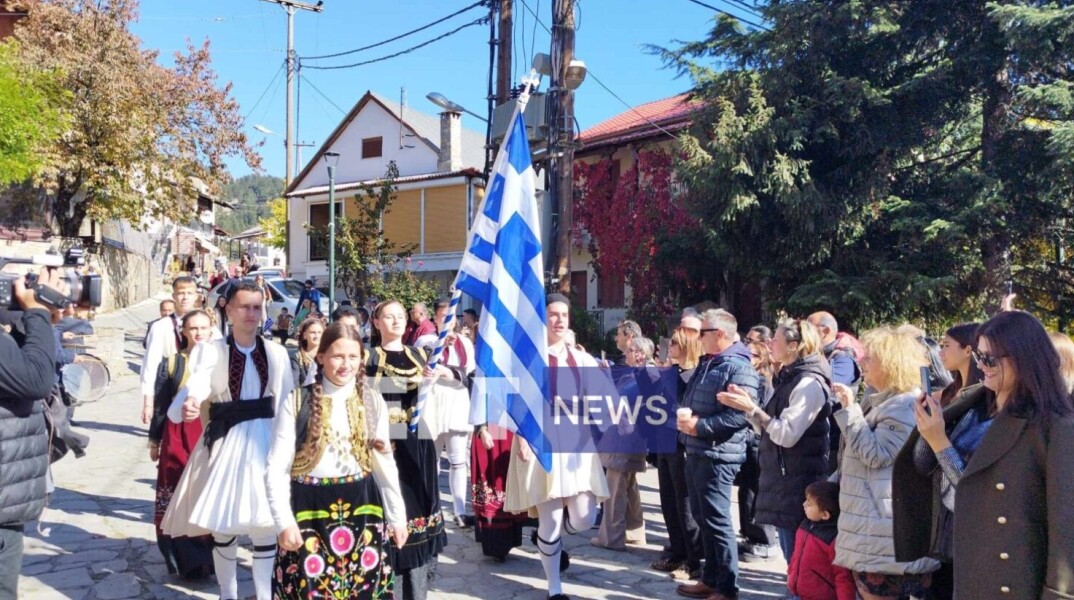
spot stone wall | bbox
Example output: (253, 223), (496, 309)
(97, 244), (164, 312)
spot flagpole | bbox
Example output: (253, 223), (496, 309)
(409, 71), (540, 433)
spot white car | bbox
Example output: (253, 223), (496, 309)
(207, 276), (334, 325)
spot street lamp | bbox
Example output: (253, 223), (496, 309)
(323, 151), (340, 316)
(426, 92), (488, 123)
(253, 124), (315, 166)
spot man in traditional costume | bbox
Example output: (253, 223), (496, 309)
(141, 276), (200, 450)
(504, 294), (610, 600)
(161, 281), (295, 600)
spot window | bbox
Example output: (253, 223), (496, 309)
(570, 271), (589, 308)
(308, 202), (342, 261)
(277, 279), (305, 298)
(266, 283), (284, 302)
(362, 137), (383, 159)
(596, 270), (625, 308)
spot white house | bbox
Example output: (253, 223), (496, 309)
(285, 90), (487, 293)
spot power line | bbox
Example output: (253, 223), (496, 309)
(302, 17), (490, 70)
(515, 0), (681, 140)
(243, 62), (285, 120)
(684, 0), (770, 31)
(298, 73), (348, 115)
(302, 0), (488, 60)
(585, 71), (681, 140)
(529, 0), (541, 67)
(704, 0), (766, 21)
(721, 0), (765, 19)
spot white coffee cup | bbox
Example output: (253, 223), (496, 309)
(676, 407), (693, 420)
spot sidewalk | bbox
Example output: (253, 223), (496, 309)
(19, 299), (791, 599)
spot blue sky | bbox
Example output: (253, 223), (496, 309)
(131, 0), (756, 181)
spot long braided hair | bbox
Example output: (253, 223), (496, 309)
(292, 321), (371, 474)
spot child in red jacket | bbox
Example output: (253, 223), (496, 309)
(788, 481), (856, 600)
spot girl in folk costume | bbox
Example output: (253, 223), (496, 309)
(151, 310), (215, 580)
(470, 362), (528, 561)
(291, 318), (324, 389)
(266, 322), (409, 599)
(161, 282), (296, 600)
(427, 300), (477, 528)
(367, 300), (446, 600)
(504, 294), (610, 600)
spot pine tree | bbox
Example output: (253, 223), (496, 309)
(657, 0), (1074, 330)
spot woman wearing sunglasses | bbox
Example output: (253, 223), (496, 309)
(893, 311), (1074, 600)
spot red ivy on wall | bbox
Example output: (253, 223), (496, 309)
(574, 147), (697, 327)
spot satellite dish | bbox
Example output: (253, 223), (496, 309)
(199, 210), (214, 225)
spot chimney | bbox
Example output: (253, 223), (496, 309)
(437, 111), (463, 172)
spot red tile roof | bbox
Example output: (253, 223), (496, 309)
(578, 93), (699, 149)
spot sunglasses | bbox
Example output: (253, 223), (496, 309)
(973, 350), (1007, 368)
(699, 328), (719, 335)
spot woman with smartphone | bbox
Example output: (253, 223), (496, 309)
(894, 311), (1074, 600)
(828, 327), (938, 600)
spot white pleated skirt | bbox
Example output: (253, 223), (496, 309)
(503, 435), (609, 517)
(161, 417), (276, 538)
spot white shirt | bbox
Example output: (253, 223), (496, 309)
(265, 379), (406, 533)
(748, 377), (828, 448)
(140, 315), (181, 396)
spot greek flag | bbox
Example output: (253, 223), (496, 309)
(457, 109), (552, 471)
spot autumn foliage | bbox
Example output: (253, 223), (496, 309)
(8, 0), (260, 236)
(574, 148), (698, 328)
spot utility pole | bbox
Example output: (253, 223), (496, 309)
(263, 0), (322, 275)
(552, 0), (576, 295)
(496, 0), (513, 104)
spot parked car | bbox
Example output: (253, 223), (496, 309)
(247, 267), (286, 278)
(208, 276), (335, 323)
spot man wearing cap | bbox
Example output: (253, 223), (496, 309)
(504, 293), (610, 600)
(294, 280), (322, 315)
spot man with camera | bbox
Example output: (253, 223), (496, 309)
(0, 269), (67, 598)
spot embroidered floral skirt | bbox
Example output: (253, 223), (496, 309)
(273, 474), (395, 599)
(471, 429), (527, 559)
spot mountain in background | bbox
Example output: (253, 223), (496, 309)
(215, 174), (284, 235)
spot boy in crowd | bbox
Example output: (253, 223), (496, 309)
(274, 307), (292, 345)
(787, 481), (855, 600)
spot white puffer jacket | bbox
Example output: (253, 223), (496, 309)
(833, 389), (939, 575)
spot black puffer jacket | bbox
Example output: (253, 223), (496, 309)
(755, 353), (832, 530)
(0, 308), (58, 526)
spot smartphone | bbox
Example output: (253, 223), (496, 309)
(919, 366), (932, 416)
(657, 337), (670, 364)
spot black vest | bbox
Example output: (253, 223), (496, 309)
(755, 363), (832, 530)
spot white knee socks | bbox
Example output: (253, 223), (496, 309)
(251, 535), (277, 600)
(449, 461), (468, 516)
(212, 535), (239, 600)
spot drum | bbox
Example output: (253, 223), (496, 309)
(61, 354), (112, 405)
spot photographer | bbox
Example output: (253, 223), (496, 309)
(0, 269), (64, 598)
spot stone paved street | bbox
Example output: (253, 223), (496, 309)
(19, 298), (789, 599)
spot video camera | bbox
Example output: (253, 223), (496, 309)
(0, 248), (102, 311)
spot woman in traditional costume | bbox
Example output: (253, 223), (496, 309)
(367, 300), (446, 600)
(266, 321), (408, 599)
(151, 309), (215, 580)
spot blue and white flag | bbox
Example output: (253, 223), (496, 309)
(457, 109), (552, 471)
